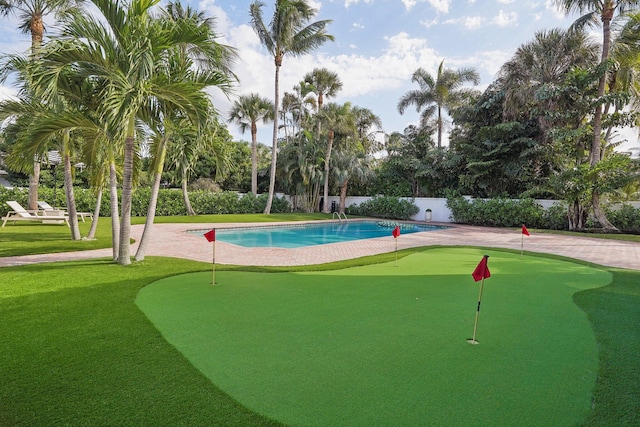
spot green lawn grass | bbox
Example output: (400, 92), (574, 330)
(1, 249), (638, 426)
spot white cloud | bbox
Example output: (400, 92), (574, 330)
(198, 0), (232, 41)
(463, 16), (484, 29)
(442, 15), (485, 29)
(307, 0), (323, 11)
(493, 10), (518, 27)
(497, 0), (514, 4)
(420, 17), (439, 28)
(545, 0), (567, 19)
(352, 22), (365, 29)
(401, 0), (417, 10)
(427, 0), (451, 13)
(462, 49), (514, 80)
(345, 0), (373, 6)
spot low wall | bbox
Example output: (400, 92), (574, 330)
(326, 196), (453, 222)
(324, 196), (640, 223)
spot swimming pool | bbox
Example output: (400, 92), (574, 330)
(192, 221), (447, 248)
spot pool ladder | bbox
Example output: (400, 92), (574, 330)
(332, 212), (347, 221)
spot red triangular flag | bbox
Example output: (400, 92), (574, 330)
(521, 224), (530, 236)
(204, 229), (216, 242)
(472, 255), (490, 282)
(392, 225), (400, 238)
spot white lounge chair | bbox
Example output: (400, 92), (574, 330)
(37, 201), (93, 222)
(2, 201), (70, 227)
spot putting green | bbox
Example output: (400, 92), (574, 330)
(136, 247), (611, 426)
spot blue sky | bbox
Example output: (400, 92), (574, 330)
(0, 0), (637, 153)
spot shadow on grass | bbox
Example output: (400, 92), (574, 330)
(574, 270), (640, 426)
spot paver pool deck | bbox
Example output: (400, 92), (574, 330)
(1, 221), (638, 270)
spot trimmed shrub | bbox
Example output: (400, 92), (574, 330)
(543, 203), (570, 230)
(446, 195), (545, 228)
(607, 204), (640, 233)
(346, 196), (419, 220)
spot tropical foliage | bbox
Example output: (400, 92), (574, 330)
(2, 0), (640, 243)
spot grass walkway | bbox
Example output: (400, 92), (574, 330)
(1, 248), (639, 425)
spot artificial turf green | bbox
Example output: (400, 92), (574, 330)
(136, 248), (612, 426)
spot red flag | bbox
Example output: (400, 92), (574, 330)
(204, 229), (216, 242)
(392, 225), (400, 238)
(472, 255), (490, 282)
(521, 224), (530, 236)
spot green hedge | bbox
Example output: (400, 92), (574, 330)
(446, 195), (546, 228)
(0, 187), (290, 217)
(346, 196), (419, 220)
(606, 204), (640, 233)
(446, 195), (640, 232)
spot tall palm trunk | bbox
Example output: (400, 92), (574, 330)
(135, 168), (163, 261)
(109, 161), (120, 261)
(27, 164), (40, 210)
(136, 139), (168, 261)
(62, 139), (81, 240)
(251, 122), (258, 196)
(590, 7), (617, 231)
(118, 116), (136, 265)
(181, 172), (195, 215)
(322, 130), (334, 213)
(27, 13), (44, 211)
(264, 62), (281, 214)
(437, 105), (443, 149)
(86, 188), (102, 240)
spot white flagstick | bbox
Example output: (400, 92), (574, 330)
(521, 232), (524, 258)
(394, 236), (398, 267)
(212, 239), (216, 285)
(468, 277), (485, 345)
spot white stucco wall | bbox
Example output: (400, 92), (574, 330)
(325, 196), (640, 223)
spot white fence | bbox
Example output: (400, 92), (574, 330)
(322, 196), (640, 223)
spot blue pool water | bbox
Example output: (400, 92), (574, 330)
(192, 221), (447, 248)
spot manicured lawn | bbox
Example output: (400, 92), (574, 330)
(1, 248), (639, 425)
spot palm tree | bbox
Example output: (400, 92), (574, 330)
(228, 93), (274, 195)
(352, 105), (383, 154)
(497, 28), (599, 181)
(132, 2), (235, 261)
(249, 0), (334, 214)
(398, 60), (480, 148)
(317, 102), (356, 213)
(0, 97), (87, 238)
(278, 131), (324, 212)
(38, 0), (235, 264)
(1, 0), (84, 210)
(553, 0), (640, 230)
(499, 28), (598, 129)
(331, 148), (373, 213)
(304, 67), (342, 136)
(304, 67), (342, 111)
(280, 82), (316, 142)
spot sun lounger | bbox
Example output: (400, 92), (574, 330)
(2, 201), (70, 227)
(37, 201), (93, 222)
